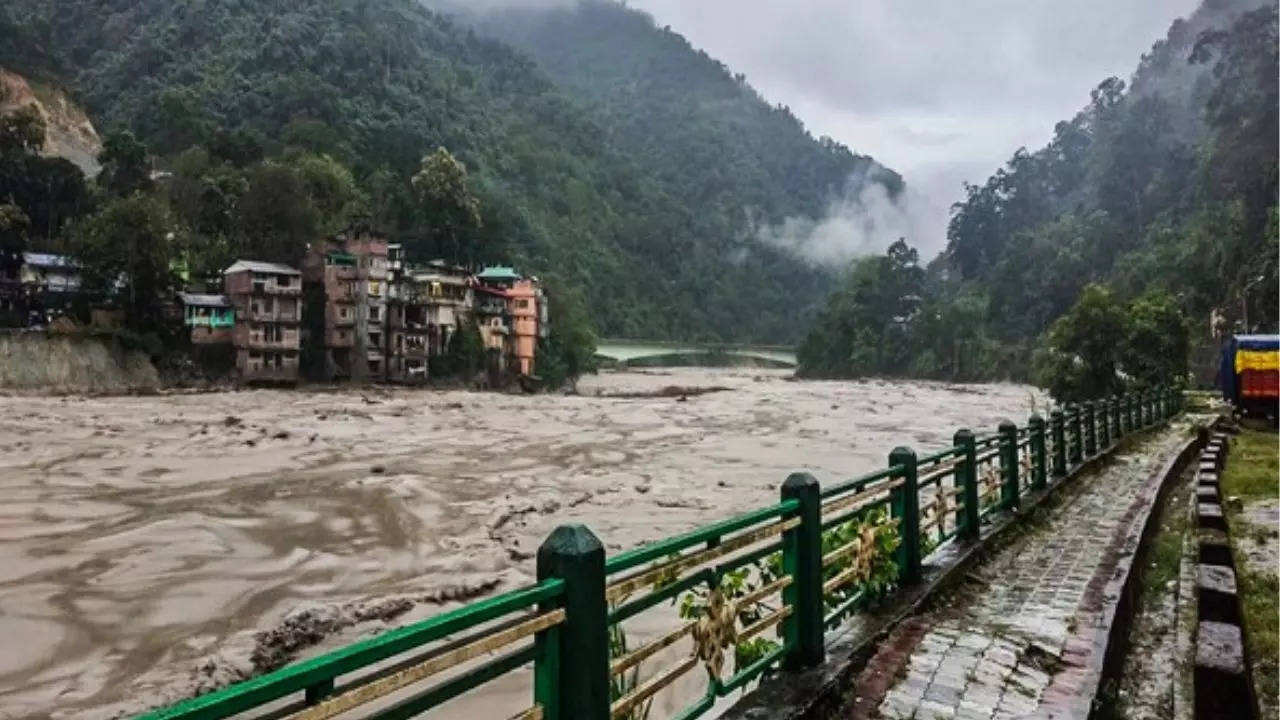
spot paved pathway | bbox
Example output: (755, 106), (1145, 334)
(846, 426), (1191, 720)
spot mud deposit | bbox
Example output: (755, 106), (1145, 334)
(0, 369), (1042, 718)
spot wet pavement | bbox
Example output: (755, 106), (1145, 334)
(848, 426), (1192, 720)
(0, 369), (1044, 719)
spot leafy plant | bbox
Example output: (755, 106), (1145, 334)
(658, 507), (900, 685)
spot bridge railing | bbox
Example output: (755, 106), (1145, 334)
(137, 388), (1182, 720)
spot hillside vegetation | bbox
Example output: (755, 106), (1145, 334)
(0, 0), (906, 344)
(799, 0), (1278, 395)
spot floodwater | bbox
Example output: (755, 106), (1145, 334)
(0, 368), (1044, 719)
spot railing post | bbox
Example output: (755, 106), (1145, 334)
(536, 525), (608, 720)
(1125, 394), (1135, 434)
(305, 680), (334, 705)
(781, 473), (824, 670)
(1111, 395), (1122, 441)
(1083, 401), (1097, 457)
(889, 447), (921, 585)
(1098, 398), (1110, 448)
(955, 429), (980, 540)
(998, 420), (1019, 509)
(1051, 409), (1067, 478)
(1029, 415), (1047, 491)
(1068, 405), (1083, 465)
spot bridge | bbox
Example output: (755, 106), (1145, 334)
(594, 338), (798, 367)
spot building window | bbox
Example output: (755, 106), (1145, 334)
(517, 299), (530, 309)
(369, 306), (381, 321)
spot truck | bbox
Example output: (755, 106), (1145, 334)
(1220, 334), (1279, 418)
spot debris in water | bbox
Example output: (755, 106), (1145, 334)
(223, 415), (242, 427)
(371, 464), (385, 474)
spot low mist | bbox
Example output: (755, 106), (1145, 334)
(756, 177), (946, 268)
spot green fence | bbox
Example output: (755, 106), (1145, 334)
(138, 388), (1183, 720)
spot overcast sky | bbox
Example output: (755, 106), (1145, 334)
(626, 0), (1201, 252)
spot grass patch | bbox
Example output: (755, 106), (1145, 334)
(1139, 475), (1193, 607)
(1222, 428), (1279, 502)
(1221, 427), (1279, 718)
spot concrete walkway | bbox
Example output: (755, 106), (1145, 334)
(845, 426), (1193, 720)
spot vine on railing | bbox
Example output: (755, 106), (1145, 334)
(135, 388), (1182, 720)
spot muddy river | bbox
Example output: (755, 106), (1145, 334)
(0, 369), (1044, 719)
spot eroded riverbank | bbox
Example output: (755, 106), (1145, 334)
(0, 369), (1044, 718)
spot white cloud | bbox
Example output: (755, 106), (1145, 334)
(757, 178), (945, 266)
(631, 0), (1202, 244)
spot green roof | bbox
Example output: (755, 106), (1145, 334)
(477, 266), (519, 280)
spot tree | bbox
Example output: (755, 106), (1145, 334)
(536, 284), (597, 390)
(0, 203), (29, 279)
(1121, 290), (1189, 389)
(71, 193), (176, 334)
(411, 147), (482, 265)
(236, 161), (320, 264)
(1034, 284), (1127, 402)
(0, 105), (43, 156)
(290, 152), (364, 236)
(97, 131), (153, 197)
(0, 105), (90, 243)
(797, 239), (928, 379)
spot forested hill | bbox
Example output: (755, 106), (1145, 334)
(0, 0), (905, 344)
(799, 0), (1278, 391)
(474, 1), (902, 234)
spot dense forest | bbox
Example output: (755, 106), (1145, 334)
(799, 0), (1278, 397)
(0, 0), (906, 345)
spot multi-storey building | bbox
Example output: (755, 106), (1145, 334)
(507, 278), (542, 376)
(223, 260), (302, 383)
(302, 222), (388, 381)
(474, 266), (545, 378)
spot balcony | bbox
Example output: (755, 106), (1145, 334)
(250, 281), (302, 297)
(248, 309), (301, 323)
(246, 336), (299, 351)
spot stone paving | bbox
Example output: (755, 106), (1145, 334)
(850, 427), (1191, 720)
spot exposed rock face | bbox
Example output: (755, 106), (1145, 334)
(0, 67), (102, 175)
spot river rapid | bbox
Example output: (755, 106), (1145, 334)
(0, 368), (1044, 718)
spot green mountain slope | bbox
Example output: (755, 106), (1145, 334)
(475, 1), (902, 232)
(799, 0), (1277, 382)
(0, 0), (901, 344)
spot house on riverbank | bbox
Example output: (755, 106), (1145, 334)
(224, 260), (302, 383)
(302, 222), (388, 382)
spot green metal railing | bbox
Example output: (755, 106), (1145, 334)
(137, 387), (1183, 720)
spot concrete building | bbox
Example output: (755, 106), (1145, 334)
(475, 266), (545, 378)
(224, 260), (302, 383)
(179, 292), (234, 345)
(507, 279), (543, 376)
(302, 222), (388, 381)
(385, 244), (427, 384)
(473, 284), (511, 373)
